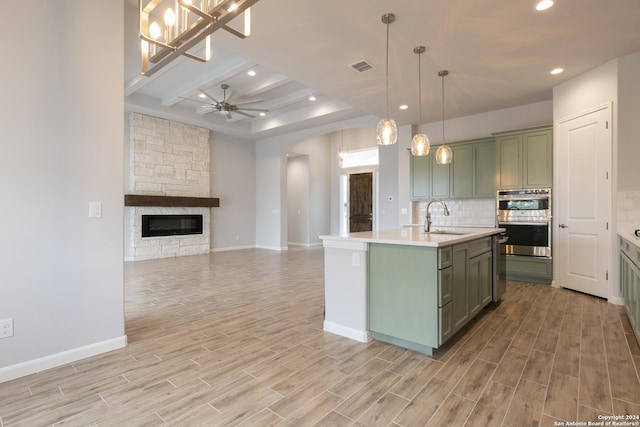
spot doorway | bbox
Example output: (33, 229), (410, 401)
(348, 172), (373, 232)
(555, 105), (611, 298)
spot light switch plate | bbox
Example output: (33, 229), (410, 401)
(89, 202), (102, 218)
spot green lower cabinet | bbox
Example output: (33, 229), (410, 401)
(369, 244), (440, 352)
(469, 250), (493, 317)
(369, 238), (495, 355)
(620, 236), (640, 345)
(505, 255), (552, 283)
(451, 244), (470, 330)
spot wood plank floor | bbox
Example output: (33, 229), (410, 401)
(2, 247), (640, 426)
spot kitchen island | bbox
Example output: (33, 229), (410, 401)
(320, 227), (504, 355)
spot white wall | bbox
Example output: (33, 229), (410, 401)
(0, 1), (125, 379)
(552, 58), (619, 301)
(287, 156), (310, 245)
(618, 53), (640, 192)
(210, 132), (257, 250)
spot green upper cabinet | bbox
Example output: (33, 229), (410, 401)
(410, 154), (430, 200)
(494, 125), (553, 189)
(431, 161), (450, 199)
(450, 144), (473, 198)
(473, 140), (496, 198)
(409, 137), (495, 200)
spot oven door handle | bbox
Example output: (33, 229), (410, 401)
(498, 221), (550, 226)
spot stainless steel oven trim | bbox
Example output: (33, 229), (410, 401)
(497, 188), (552, 259)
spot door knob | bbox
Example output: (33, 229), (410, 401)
(559, 224), (568, 228)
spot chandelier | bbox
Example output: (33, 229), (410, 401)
(139, 0), (259, 77)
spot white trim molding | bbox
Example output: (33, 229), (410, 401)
(0, 336), (127, 383)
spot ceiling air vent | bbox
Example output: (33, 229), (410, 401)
(349, 60), (375, 73)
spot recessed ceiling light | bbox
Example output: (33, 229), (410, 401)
(199, 93), (206, 98)
(309, 96), (317, 101)
(399, 104), (409, 110)
(535, 0), (554, 11)
(550, 67), (564, 75)
(259, 112), (266, 117)
(247, 70), (256, 77)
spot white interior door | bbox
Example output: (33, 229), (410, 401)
(556, 105), (611, 298)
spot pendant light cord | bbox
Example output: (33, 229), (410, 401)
(441, 72), (445, 144)
(418, 53), (422, 123)
(385, 20), (390, 118)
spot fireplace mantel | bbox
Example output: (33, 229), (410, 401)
(125, 195), (220, 208)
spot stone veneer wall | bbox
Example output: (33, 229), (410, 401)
(618, 191), (640, 232)
(127, 113), (211, 260)
(411, 199), (496, 228)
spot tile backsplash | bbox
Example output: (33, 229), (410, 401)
(618, 191), (640, 231)
(412, 199), (496, 228)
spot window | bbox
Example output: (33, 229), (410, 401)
(340, 147), (379, 169)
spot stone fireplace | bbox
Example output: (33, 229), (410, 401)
(125, 113), (213, 261)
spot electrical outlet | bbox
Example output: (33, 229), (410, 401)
(0, 318), (13, 338)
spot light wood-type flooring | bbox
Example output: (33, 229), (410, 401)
(2, 247), (640, 426)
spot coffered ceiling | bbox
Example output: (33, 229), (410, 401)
(124, 0), (640, 140)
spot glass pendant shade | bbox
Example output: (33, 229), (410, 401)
(376, 118), (398, 145)
(435, 144), (452, 164)
(411, 133), (430, 156)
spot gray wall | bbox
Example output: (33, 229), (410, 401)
(210, 132), (257, 250)
(618, 53), (640, 192)
(0, 1), (125, 374)
(287, 156), (310, 245)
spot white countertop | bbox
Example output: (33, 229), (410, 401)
(618, 229), (640, 250)
(320, 227), (504, 248)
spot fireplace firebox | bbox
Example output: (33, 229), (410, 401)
(142, 214), (203, 238)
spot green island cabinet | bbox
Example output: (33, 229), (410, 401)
(620, 236), (640, 344)
(494, 125), (553, 189)
(410, 138), (496, 201)
(369, 237), (493, 354)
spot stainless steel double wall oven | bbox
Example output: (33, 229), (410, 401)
(496, 188), (552, 258)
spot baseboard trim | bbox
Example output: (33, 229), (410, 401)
(255, 245), (288, 251)
(608, 295), (624, 306)
(0, 335), (127, 383)
(323, 321), (371, 343)
(210, 245), (256, 253)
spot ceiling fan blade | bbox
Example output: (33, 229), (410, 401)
(234, 99), (264, 106)
(235, 110), (256, 118)
(198, 89), (221, 104)
(179, 96), (215, 106)
(238, 107), (269, 112)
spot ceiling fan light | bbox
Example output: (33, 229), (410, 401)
(411, 134), (430, 156)
(376, 118), (398, 145)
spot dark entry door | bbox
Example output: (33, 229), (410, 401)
(349, 172), (373, 232)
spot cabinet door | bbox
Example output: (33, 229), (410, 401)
(450, 144), (473, 199)
(496, 135), (522, 189)
(523, 129), (552, 188)
(452, 243), (469, 330)
(410, 154), (430, 200)
(439, 302), (453, 344)
(431, 157), (450, 199)
(474, 141), (496, 197)
(439, 266), (453, 306)
(475, 251), (493, 310)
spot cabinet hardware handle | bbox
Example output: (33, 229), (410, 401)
(559, 224), (568, 228)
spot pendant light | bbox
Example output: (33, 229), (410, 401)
(376, 13), (398, 146)
(411, 46), (430, 156)
(435, 70), (452, 164)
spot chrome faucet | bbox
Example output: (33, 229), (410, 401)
(424, 198), (450, 232)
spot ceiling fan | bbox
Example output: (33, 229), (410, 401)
(195, 84), (268, 120)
